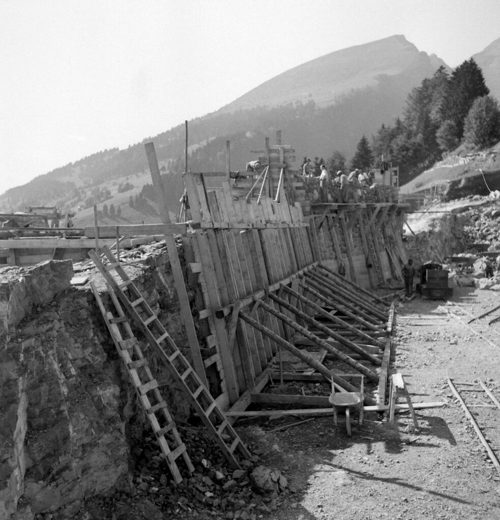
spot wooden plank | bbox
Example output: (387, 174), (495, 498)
(206, 229), (230, 307)
(194, 231), (239, 401)
(207, 191), (222, 226)
(235, 318), (257, 389)
(339, 212), (357, 282)
(84, 223), (186, 238)
(251, 393), (331, 407)
(357, 212), (377, 289)
(325, 215), (345, 273)
(377, 338), (392, 406)
(226, 402), (445, 418)
(216, 230), (238, 302)
(192, 173), (213, 226)
(0, 238), (116, 249)
(145, 142), (208, 387)
(184, 173), (202, 223)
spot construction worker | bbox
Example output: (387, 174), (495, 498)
(402, 259), (416, 297)
(246, 160), (261, 173)
(302, 158), (312, 177)
(319, 164), (330, 202)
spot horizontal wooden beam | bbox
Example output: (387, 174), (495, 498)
(226, 401), (445, 417)
(84, 223), (186, 238)
(251, 393), (331, 407)
(199, 222), (308, 230)
(0, 238), (116, 249)
(226, 369), (271, 422)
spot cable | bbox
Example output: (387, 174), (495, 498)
(479, 168), (492, 193)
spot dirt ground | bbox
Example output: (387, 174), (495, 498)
(252, 286), (500, 520)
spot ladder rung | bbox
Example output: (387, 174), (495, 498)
(156, 332), (170, 344)
(144, 315), (157, 326)
(119, 338), (135, 350)
(217, 420), (229, 436)
(205, 401), (217, 417)
(169, 443), (187, 461)
(147, 400), (168, 415)
(155, 422), (175, 436)
(118, 280), (133, 289)
(229, 437), (240, 453)
(180, 367), (193, 381)
(131, 298), (145, 307)
(127, 358), (148, 370)
(138, 380), (159, 395)
(109, 316), (127, 324)
(168, 351), (181, 363)
(193, 386), (205, 399)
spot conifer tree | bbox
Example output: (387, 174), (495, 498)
(441, 58), (489, 139)
(351, 136), (373, 170)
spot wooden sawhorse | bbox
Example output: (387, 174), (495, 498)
(388, 372), (419, 432)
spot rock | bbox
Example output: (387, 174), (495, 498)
(232, 469), (246, 480)
(250, 465), (287, 494)
(0, 260), (73, 334)
(223, 479), (238, 491)
(214, 470), (225, 481)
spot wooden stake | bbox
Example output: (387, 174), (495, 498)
(93, 205), (99, 251)
(226, 140), (231, 180)
(185, 120), (189, 173)
(145, 141), (208, 387)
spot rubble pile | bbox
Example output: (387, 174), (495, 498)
(406, 194), (500, 290)
(60, 427), (290, 520)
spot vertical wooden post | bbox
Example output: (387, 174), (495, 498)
(185, 120), (189, 173)
(93, 205), (100, 251)
(145, 141), (208, 387)
(226, 140), (231, 180)
(115, 226), (120, 263)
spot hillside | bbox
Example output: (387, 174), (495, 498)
(400, 141), (500, 198)
(473, 36), (500, 101)
(0, 35), (448, 220)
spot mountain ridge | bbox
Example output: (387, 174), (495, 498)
(2, 33), (499, 217)
(219, 35), (445, 113)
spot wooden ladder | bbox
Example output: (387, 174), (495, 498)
(91, 282), (193, 483)
(89, 246), (251, 468)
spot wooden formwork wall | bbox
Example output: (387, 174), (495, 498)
(183, 171), (406, 410)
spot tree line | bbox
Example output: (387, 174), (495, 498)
(329, 59), (500, 184)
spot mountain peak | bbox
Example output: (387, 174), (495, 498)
(220, 35), (444, 113)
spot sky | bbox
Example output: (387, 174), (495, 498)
(1, 0), (500, 194)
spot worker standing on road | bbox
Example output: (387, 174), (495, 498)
(402, 259), (416, 297)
